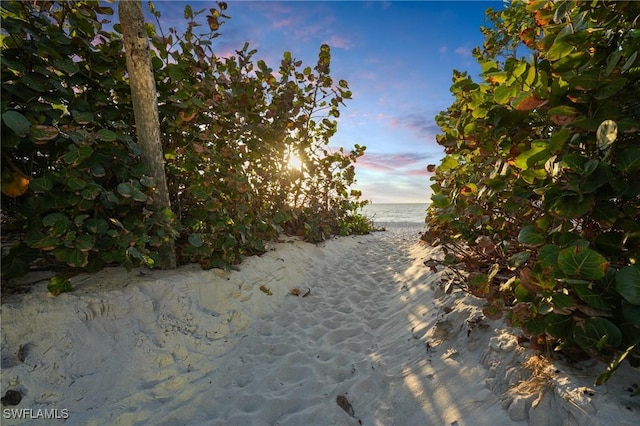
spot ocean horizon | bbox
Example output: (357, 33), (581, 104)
(361, 202), (428, 228)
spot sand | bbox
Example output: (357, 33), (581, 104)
(1, 225), (639, 425)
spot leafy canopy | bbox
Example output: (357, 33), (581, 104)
(426, 0), (640, 384)
(1, 1), (371, 283)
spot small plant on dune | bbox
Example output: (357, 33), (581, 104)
(426, 0), (640, 383)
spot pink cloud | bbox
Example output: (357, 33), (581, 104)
(405, 167), (431, 176)
(356, 152), (432, 173)
(293, 19), (335, 41)
(378, 112), (438, 141)
(325, 35), (353, 50)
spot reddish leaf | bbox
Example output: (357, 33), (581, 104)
(515, 95), (548, 111)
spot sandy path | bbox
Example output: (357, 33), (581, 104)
(3, 226), (638, 425)
(111, 226), (517, 425)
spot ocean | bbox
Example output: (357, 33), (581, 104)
(361, 203), (428, 229)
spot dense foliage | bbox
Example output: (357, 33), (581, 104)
(1, 0), (371, 285)
(426, 0), (640, 383)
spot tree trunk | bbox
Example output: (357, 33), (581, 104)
(118, 1), (176, 269)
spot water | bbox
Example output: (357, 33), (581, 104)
(361, 203), (428, 229)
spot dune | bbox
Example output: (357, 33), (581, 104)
(1, 225), (638, 425)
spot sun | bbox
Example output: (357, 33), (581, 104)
(287, 152), (303, 170)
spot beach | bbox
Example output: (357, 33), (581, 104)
(1, 224), (639, 425)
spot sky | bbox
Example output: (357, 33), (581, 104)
(147, 0), (503, 204)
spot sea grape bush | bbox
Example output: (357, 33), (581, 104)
(1, 1), (370, 280)
(425, 0), (639, 383)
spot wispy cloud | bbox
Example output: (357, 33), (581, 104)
(381, 112), (439, 141)
(293, 22), (329, 41)
(455, 45), (473, 57)
(357, 152), (432, 173)
(325, 35), (354, 50)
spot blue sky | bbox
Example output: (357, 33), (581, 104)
(148, 0), (502, 203)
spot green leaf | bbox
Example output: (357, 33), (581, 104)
(468, 272), (491, 297)
(1, 244), (39, 278)
(508, 251), (531, 270)
(81, 183), (102, 200)
(188, 233), (204, 247)
(573, 282), (610, 310)
(54, 247), (89, 268)
(604, 50), (622, 76)
(594, 78), (627, 100)
(525, 317), (546, 335)
(2, 110), (31, 137)
(616, 148), (640, 173)
(595, 344), (637, 385)
(139, 175), (156, 188)
(548, 128), (570, 153)
(621, 51), (638, 73)
(54, 58), (79, 75)
(431, 193), (450, 208)
(621, 302), (640, 327)
(573, 317), (622, 350)
(439, 155), (459, 171)
(544, 189), (594, 218)
(117, 182), (134, 198)
(72, 110), (94, 125)
(615, 265), (640, 305)
(97, 129), (117, 142)
(547, 37), (574, 61)
(152, 56), (163, 70)
(131, 189), (148, 203)
(64, 145), (94, 165)
(28, 234), (61, 250)
(126, 246), (146, 262)
(551, 292), (575, 311)
(85, 218), (109, 234)
(48, 275), (73, 296)
(184, 4), (193, 19)
(494, 84), (515, 104)
(74, 215), (89, 226)
(592, 201), (619, 225)
(43, 212), (70, 227)
(558, 246), (608, 280)
(538, 244), (560, 268)
(21, 75), (46, 92)
(595, 231), (624, 256)
(67, 177), (87, 191)
(518, 225), (546, 245)
(90, 164), (106, 177)
(74, 234), (96, 251)
(273, 211), (286, 224)
(30, 125), (59, 143)
(547, 105), (577, 117)
(515, 142), (548, 170)
(30, 176), (54, 193)
(544, 313), (572, 338)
